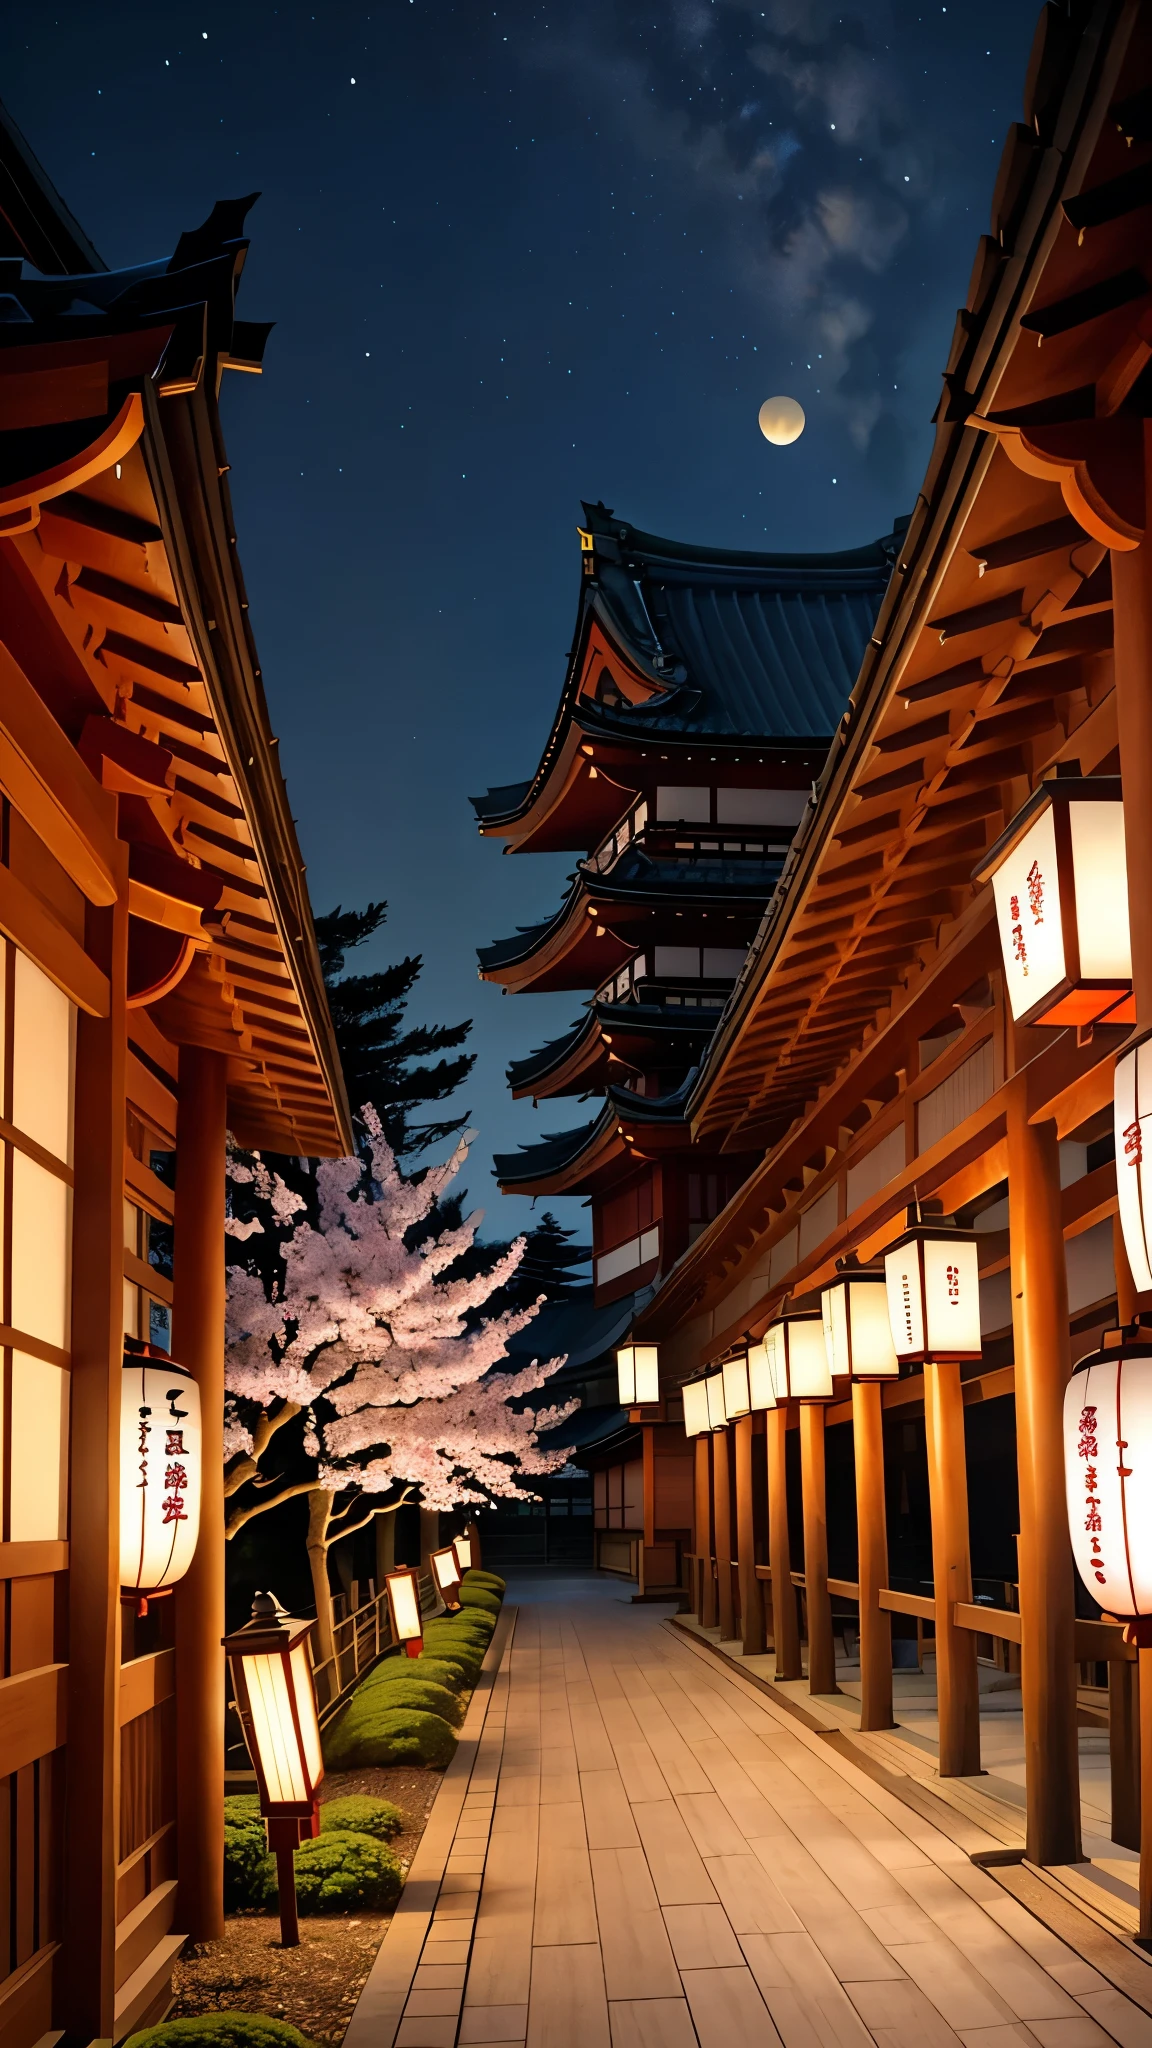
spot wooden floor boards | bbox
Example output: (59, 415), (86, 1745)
(368, 1590), (1152, 2047)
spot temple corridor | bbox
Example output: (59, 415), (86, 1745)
(348, 1578), (1152, 2048)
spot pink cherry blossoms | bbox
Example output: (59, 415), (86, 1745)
(225, 1108), (575, 1514)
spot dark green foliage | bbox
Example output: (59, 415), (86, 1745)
(361, 1676), (464, 1727)
(266, 1829), (403, 1913)
(326, 1706), (457, 1771)
(223, 1795), (271, 1910)
(320, 1795), (403, 1842)
(464, 1570), (506, 1595)
(126, 2020), (318, 2048)
(362, 1652), (469, 1695)
(491, 1210), (591, 1309)
(459, 1584), (502, 1617)
(316, 904), (474, 1158)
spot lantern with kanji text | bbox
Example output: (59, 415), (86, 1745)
(1063, 1327), (1152, 1630)
(120, 1342), (202, 1613)
(883, 1214), (982, 1365)
(975, 770), (1132, 1029)
(1114, 1031), (1152, 1294)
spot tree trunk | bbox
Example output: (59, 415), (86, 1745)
(306, 1488), (336, 1667)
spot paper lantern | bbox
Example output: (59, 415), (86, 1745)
(884, 1220), (981, 1364)
(722, 1349), (751, 1418)
(224, 1590), (324, 1946)
(765, 1312), (833, 1402)
(1114, 1030), (1152, 1293)
(385, 1565), (424, 1657)
(747, 1339), (777, 1411)
(120, 1345), (202, 1609)
(975, 773), (1132, 1028)
(617, 1343), (660, 1405)
(682, 1378), (711, 1437)
(1063, 1330), (1152, 1631)
(705, 1369), (727, 1430)
(430, 1545), (463, 1609)
(452, 1532), (473, 1575)
(821, 1268), (899, 1382)
(758, 395), (806, 446)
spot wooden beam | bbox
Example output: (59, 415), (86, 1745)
(734, 1415), (765, 1658)
(799, 1404), (836, 1696)
(924, 1361), (981, 1776)
(767, 1409), (800, 1679)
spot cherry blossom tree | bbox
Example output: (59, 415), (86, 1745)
(224, 1109), (574, 1658)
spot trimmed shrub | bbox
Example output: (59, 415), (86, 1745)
(320, 1794), (403, 1842)
(358, 1675), (464, 1727)
(458, 1584), (502, 1618)
(262, 1829), (403, 1913)
(223, 1795), (271, 1910)
(464, 1569), (506, 1596)
(126, 2019), (319, 2048)
(362, 1653), (470, 1695)
(325, 1704), (456, 1771)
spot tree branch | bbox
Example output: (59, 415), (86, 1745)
(326, 1486), (415, 1549)
(224, 1399), (302, 1498)
(225, 1477), (318, 1538)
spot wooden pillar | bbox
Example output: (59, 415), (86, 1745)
(852, 1381), (894, 1730)
(1007, 1080), (1082, 1866)
(767, 1408), (800, 1678)
(63, 875), (128, 2038)
(173, 1046), (229, 1940)
(694, 1435), (716, 1627)
(735, 1415), (766, 1656)
(1113, 471), (1152, 1026)
(800, 1404), (837, 1695)
(713, 1428), (736, 1640)
(1110, 1657), (1141, 1852)
(923, 1361), (981, 1775)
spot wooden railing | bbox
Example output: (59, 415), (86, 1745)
(310, 1571), (439, 1725)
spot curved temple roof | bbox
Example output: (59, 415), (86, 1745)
(471, 502), (906, 839)
(507, 1001), (715, 1099)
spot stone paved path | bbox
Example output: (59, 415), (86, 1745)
(386, 1578), (1152, 2047)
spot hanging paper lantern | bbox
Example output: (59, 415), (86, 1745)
(120, 1344), (202, 1609)
(617, 1344), (660, 1405)
(721, 1349), (751, 1419)
(1114, 1030), (1152, 1293)
(821, 1267), (899, 1381)
(682, 1378), (712, 1437)
(884, 1218), (981, 1364)
(1063, 1330), (1152, 1634)
(705, 1369), (727, 1430)
(765, 1312), (833, 1402)
(975, 772), (1132, 1028)
(747, 1338), (777, 1411)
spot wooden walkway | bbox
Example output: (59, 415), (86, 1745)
(374, 1581), (1152, 2047)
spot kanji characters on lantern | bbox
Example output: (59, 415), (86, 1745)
(119, 1344), (202, 1608)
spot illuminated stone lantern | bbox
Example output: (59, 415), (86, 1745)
(765, 1311), (833, 1402)
(223, 1592), (324, 1948)
(616, 1343), (660, 1406)
(120, 1342), (202, 1614)
(821, 1263), (900, 1381)
(884, 1214), (982, 1365)
(430, 1545), (463, 1611)
(385, 1564), (425, 1656)
(975, 771), (1132, 1028)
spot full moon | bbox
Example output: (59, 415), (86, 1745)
(758, 395), (806, 446)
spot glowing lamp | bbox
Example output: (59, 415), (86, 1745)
(758, 395), (806, 446)
(223, 1591), (324, 1947)
(1114, 1031), (1152, 1293)
(120, 1344), (202, 1613)
(617, 1343), (660, 1405)
(682, 1378), (711, 1437)
(884, 1218), (981, 1364)
(765, 1312), (833, 1402)
(705, 1369), (727, 1430)
(722, 1349), (751, 1418)
(975, 773), (1132, 1028)
(385, 1565), (424, 1658)
(452, 1532), (473, 1575)
(821, 1267), (899, 1382)
(747, 1338), (777, 1410)
(430, 1545), (463, 1610)
(1064, 1328), (1152, 1634)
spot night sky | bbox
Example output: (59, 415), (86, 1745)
(4, 0), (1040, 1243)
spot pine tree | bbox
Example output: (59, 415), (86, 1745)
(316, 901), (475, 1157)
(502, 1211), (591, 1307)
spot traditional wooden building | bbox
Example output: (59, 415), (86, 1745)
(0, 106), (350, 2042)
(474, 506), (905, 1580)
(624, 0), (1152, 1877)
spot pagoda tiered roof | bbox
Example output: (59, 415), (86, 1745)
(492, 1072), (700, 1198)
(477, 842), (781, 994)
(507, 1000), (715, 1100)
(471, 504), (904, 852)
